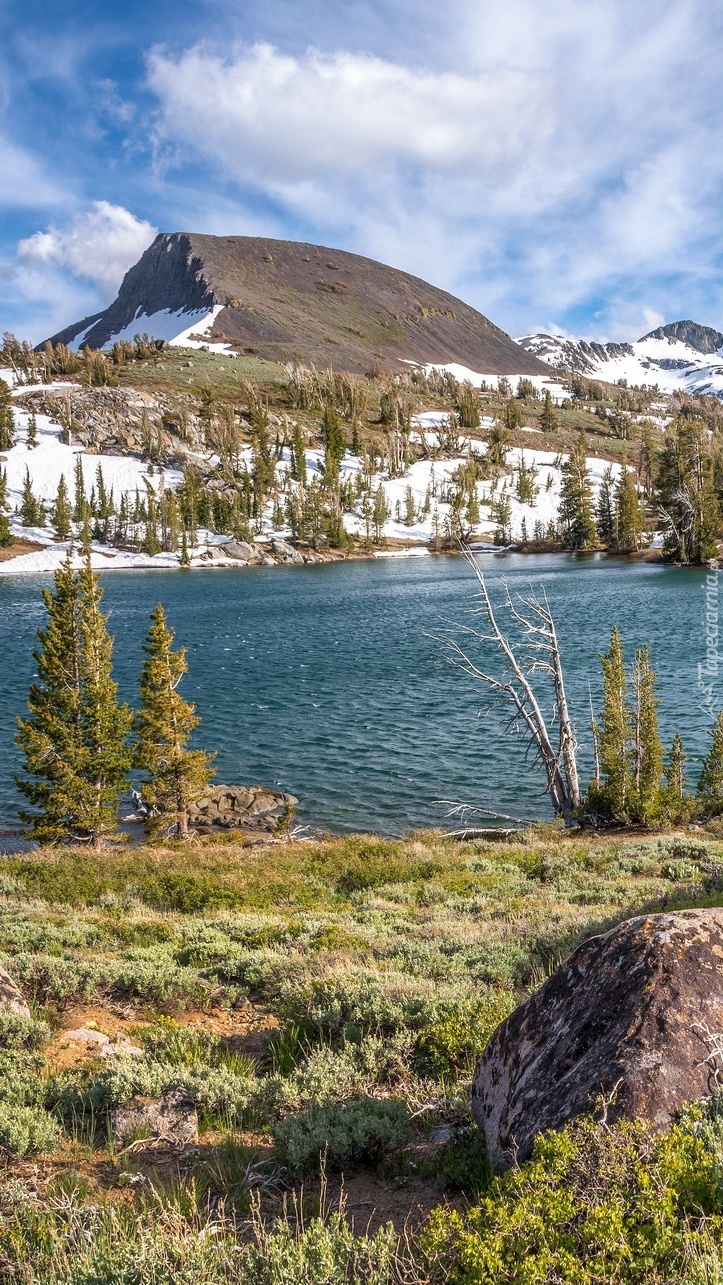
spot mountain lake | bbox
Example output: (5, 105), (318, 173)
(0, 552), (716, 835)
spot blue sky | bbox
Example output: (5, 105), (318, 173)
(3, 0), (723, 343)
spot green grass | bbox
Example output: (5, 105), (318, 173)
(2, 828), (723, 1281)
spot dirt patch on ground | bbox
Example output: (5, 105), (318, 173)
(45, 1001), (279, 1073)
(0, 537), (45, 562)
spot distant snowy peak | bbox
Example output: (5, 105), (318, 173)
(516, 320), (723, 397)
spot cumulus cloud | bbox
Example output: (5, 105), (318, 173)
(17, 201), (157, 295)
(145, 1), (723, 338)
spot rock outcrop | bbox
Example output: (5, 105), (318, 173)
(473, 907), (723, 1169)
(0, 965), (30, 1018)
(188, 784), (298, 837)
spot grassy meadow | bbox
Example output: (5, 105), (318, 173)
(2, 827), (723, 1280)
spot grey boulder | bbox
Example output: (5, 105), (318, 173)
(473, 907), (723, 1169)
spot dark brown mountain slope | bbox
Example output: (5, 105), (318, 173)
(47, 233), (548, 376)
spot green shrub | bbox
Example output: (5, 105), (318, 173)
(0, 1102), (61, 1155)
(416, 995), (515, 1079)
(273, 1097), (412, 1171)
(419, 1113), (723, 1284)
(435, 1126), (492, 1195)
(0, 1012), (49, 1051)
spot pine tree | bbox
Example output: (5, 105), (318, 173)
(52, 474), (72, 540)
(0, 467), (12, 547)
(558, 437), (596, 548)
(540, 389), (557, 434)
(0, 378), (14, 451)
(15, 555), (131, 846)
(629, 645), (663, 821)
(596, 466), (615, 546)
(589, 626), (633, 819)
(486, 423), (509, 468)
(73, 455), (86, 523)
(664, 732), (687, 819)
(290, 422), (307, 485)
(372, 484), (388, 543)
(74, 557), (133, 847)
(614, 461), (643, 552)
(180, 528), (191, 566)
(322, 404), (345, 480)
(26, 412), (38, 449)
(15, 556), (83, 844)
(698, 712), (723, 816)
(134, 604), (215, 838)
(20, 468), (39, 527)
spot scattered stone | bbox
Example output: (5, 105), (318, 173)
(473, 907), (723, 1170)
(99, 1037), (144, 1059)
(62, 1027), (110, 1048)
(222, 540), (262, 563)
(187, 784), (298, 836)
(0, 965), (30, 1018)
(112, 1088), (198, 1148)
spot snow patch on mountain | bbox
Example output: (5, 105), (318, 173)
(69, 305), (229, 353)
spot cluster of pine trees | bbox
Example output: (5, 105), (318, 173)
(588, 626), (723, 823)
(15, 554), (213, 846)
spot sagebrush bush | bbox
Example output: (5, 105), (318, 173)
(273, 1097), (412, 1170)
(0, 1102), (61, 1156)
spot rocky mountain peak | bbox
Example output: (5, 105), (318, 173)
(640, 319), (723, 353)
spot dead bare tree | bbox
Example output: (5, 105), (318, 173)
(442, 551), (582, 823)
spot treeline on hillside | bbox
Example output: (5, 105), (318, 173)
(3, 329), (723, 562)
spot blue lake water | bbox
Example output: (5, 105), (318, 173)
(0, 553), (716, 834)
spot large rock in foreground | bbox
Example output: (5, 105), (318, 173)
(473, 908), (723, 1169)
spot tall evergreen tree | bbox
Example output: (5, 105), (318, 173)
(26, 412), (38, 449)
(74, 557), (133, 847)
(73, 455), (87, 523)
(540, 389), (557, 434)
(20, 468), (40, 527)
(558, 437), (596, 548)
(629, 645), (663, 821)
(596, 465), (615, 546)
(0, 378), (14, 451)
(589, 626), (633, 819)
(15, 554), (131, 846)
(134, 604), (215, 838)
(664, 732), (687, 817)
(656, 415), (721, 563)
(52, 475), (72, 540)
(698, 712), (723, 816)
(15, 556), (83, 844)
(0, 467), (12, 547)
(614, 461), (644, 552)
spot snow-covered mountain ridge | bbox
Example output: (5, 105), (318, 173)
(517, 320), (723, 397)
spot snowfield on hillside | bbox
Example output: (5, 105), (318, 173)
(0, 381), (627, 576)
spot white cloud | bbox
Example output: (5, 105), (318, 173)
(17, 201), (157, 295)
(145, 2), (723, 338)
(0, 136), (62, 208)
